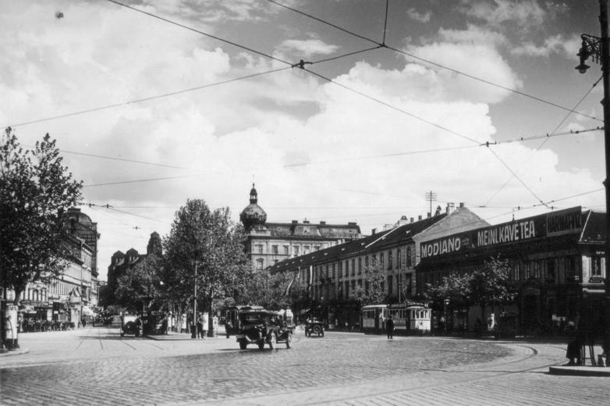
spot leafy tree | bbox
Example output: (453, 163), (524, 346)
(0, 128), (82, 304)
(114, 254), (163, 313)
(469, 256), (517, 316)
(350, 262), (387, 305)
(241, 269), (306, 310)
(426, 271), (472, 309)
(162, 199), (250, 331)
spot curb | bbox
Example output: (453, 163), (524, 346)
(549, 365), (610, 377)
(0, 348), (30, 357)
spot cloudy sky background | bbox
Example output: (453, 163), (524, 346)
(1, 0), (606, 279)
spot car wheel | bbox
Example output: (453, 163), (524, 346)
(312, 325), (322, 335)
(239, 339), (248, 350)
(268, 333), (276, 349)
(286, 333), (292, 349)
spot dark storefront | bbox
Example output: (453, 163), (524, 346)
(416, 207), (606, 336)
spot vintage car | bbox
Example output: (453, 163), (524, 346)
(236, 309), (293, 350)
(304, 318), (325, 337)
(120, 314), (142, 337)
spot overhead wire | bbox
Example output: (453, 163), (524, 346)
(266, 0), (602, 124)
(482, 75), (603, 207)
(8, 67), (292, 128)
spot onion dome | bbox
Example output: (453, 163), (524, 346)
(240, 183), (267, 230)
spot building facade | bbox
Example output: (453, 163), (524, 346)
(107, 231), (162, 303)
(13, 208), (100, 329)
(240, 184), (363, 271)
(416, 206), (607, 335)
(269, 203), (487, 327)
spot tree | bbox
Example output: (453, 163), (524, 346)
(162, 199), (250, 332)
(241, 269), (307, 310)
(115, 254), (163, 313)
(426, 271), (472, 309)
(0, 128), (82, 304)
(350, 262), (387, 305)
(469, 256), (517, 317)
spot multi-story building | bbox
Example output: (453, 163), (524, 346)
(107, 231), (162, 303)
(268, 203), (487, 327)
(416, 206), (607, 335)
(17, 208), (100, 327)
(240, 184), (363, 271)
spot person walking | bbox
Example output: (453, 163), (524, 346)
(386, 315), (395, 339)
(197, 317), (204, 339)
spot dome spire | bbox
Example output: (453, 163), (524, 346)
(250, 183), (258, 204)
(241, 183), (267, 230)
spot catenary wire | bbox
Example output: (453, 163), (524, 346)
(266, 0), (602, 123)
(8, 67), (291, 128)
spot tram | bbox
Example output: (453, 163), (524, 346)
(361, 303), (431, 335)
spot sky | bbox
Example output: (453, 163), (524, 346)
(1, 0), (607, 281)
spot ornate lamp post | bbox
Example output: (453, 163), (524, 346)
(576, 0), (610, 356)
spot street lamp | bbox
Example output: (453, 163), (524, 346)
(576, 0), (610, 356)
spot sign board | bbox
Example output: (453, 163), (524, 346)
(421, 207), (583, 260)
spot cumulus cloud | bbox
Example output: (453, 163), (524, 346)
(407, 7), (431, 23)
(460, 0), (547, 29)
(1, 0), (602, 276)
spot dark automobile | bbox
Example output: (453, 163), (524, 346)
(236, 309), (293, 350)
(120, 314), (142, 337)
(305, 318), (325, 337)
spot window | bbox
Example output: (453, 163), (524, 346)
(338, 262), (343, 278)
(272, 245), (279, 255)
(332, 263), (336, 278)
(304, 245), (311, 254)
(388, 250), (393, 270)
(314, 245), (320, 251)
(294, 246), (300, 256)
(397, 249), (402, 269)
(283, 245), (289, 255)
(345, 260), (349, 277)
(358, 258), (362, 275)
(351, 259), (356, 276)
(256, 259), (264, 271)
(592, 256), (602, 277)
(546, 260), (555, 281)
(380, 253), (384, 270)
(255, 244), (264, 254)
(406, 247), (412, 267)
(365, 256), (369, 269)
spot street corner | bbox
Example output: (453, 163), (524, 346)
(549, 365), (610, 377)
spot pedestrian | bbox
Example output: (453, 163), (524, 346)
(197, 317), (203, 339)
(202, 313), (209, 339)
(386, 315), (395, 339)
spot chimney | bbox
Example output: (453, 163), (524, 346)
(410, 217), (414, 223)
(460, 202), (465, 208)
(320, 221), (326, 225)
(435, 205), (442, 216)
(372, 228), (377, 235)
(418, 215), (423, 221)
(292, 220), (298, 224)
(446, 202), (455, 215)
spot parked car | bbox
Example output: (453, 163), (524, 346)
(120, 314), (142, 337)
(305, 318), (325, 337)
(236, 309), (293, 350)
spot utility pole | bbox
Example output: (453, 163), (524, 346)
(575, 0), (610, 357)
(425, 191), (437, 218)
(192, 261), (198, 339)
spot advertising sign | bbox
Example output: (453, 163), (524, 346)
(420, 206), (583, 260)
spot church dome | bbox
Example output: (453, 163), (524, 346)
(240, 184), (267, 230)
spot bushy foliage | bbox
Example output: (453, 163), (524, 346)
(0, 128), (82, 302)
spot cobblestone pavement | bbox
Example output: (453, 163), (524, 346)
(1, 326), (608, 405)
